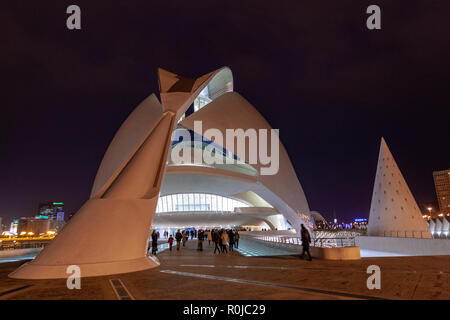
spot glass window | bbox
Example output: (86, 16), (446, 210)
(171, 195), (176, 212)
(156, 193), (251, 213)
(228, 198), (233, 211)
(194, 194), (200, 208)
(167, 195), (173, 212)
(211, 194), (217, 211)
(205, 194), (211, 210)
(188, 194), (194, 210)
(177, 194), (183, 211)
(182, 194), (189, 211)
(217, 195), (223, 211)
(199, 194), (206, 210)
(156, 200), (161, 213)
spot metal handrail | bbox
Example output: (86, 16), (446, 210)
(0, 240), (50, 251)
(253, 236), (356, 248)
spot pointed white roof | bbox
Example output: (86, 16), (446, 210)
(435, 218), (443, 233)
(367, 138), (432, 238)
(428, 219), (436, 233)
(442, 218), (450, 233)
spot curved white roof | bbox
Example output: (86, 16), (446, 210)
(90, 94), (163, 198)
(179, 91), (311, 232)
(10, 67), (311, 280)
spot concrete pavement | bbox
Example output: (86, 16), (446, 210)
(0, 238), (449, 300)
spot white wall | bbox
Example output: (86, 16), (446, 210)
(357, 236), (450, 256)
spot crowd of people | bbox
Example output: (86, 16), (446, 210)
(149, 228), (240, 254)
(150, 224), (312, 262)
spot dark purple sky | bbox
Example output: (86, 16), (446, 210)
(1, 1), (449, 223)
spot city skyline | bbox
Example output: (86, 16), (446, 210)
(1, 1), (449, 222)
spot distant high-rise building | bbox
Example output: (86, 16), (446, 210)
(10, 219), (18, 235)
(433, 169), (450, 215)
(38, 202), (64, 220)
(17, 217), (50, 236)
(37, 202), (66, 233)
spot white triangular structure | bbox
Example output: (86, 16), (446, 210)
(367, 138), (432, 238)
(442, 218), (450, 236)
(435, 218), (443, 236)
(428, 219), (436, 234)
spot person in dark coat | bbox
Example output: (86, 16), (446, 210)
(221, 229), (229, 253)
(197, 230), (204, 251)
(300, 224), (312, 261)
(175, 229), (182, 251)
(182, 230), (188, 247)
(168, 234), (174, 251)
(213, 229), (221, 254)
(234, 230), (240, 248)
(228, 230), (235, 251)
(151, 230), (158, 255)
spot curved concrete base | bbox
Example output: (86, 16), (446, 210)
(311, 246), (361, 260)
(8, 255), (160, 279)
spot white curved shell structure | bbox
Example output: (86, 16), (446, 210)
(10, 67), (310, 279)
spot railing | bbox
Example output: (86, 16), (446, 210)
(0, 240), (51, 251)
(254, 236), (356, 248)
(382, 230), (431, 239)
(312, 237), (356, 248)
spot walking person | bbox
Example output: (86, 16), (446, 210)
(175, 229), (182, 251)
(168, 234), (174, 251)
(213, 230), (221, 254)
(234, 230), (240, 248)
(207, 230), (212, 245)
(197, 229), (204, 251)
(221, 229), (229, 253)
(218, 230), (224, 252)
(228, 230), (235, 252)
(300, 224), (312, 261)
(182, 231), (188, 247)
(151, 230), (158, 255)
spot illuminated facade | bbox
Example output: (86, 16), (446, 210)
(38, 202), (64, 221)
(10, 67), (311, 279)
(156, 193), (250, 213)
(9, 219), (18, 235)
(17, 217), (50, 236)
(433, 169), (450, 215)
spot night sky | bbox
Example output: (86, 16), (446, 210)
(2, 1), (449, 224)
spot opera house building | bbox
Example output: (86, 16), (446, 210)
(9, 67), (312, 279)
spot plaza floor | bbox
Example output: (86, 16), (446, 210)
(0, 238), (449, 300)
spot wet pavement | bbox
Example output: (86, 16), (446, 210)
(0, 238), (449, 300)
